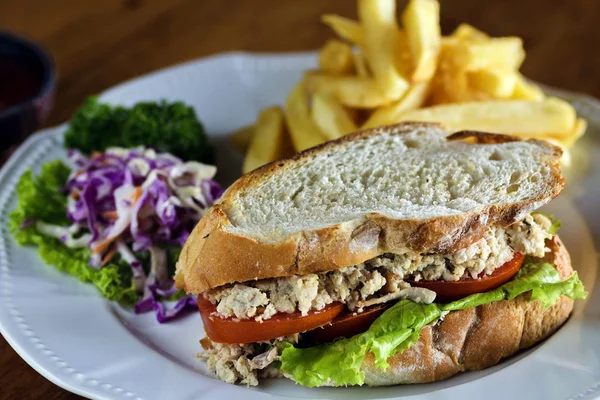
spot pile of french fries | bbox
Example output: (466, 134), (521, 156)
(232, 0), (586, 173)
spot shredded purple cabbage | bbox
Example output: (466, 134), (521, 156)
(61, 147), (221, 322)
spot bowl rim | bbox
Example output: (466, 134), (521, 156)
(0, 30), (56, 119)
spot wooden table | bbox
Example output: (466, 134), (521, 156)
(0, 0), (598, 398)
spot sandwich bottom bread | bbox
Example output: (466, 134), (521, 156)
(176, 122), (588, 387)
(361, 236), (574, 386)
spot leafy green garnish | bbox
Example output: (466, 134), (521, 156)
(9, 161), (137, 304)
(279, 261), (587, 387)
(64, 96), (213, 163)
(9, 160), (71, 245)
(37, 237), (138, 304)
(501, 260), (586, 307)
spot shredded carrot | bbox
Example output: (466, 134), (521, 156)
(70, 190), (80, 200)
(102, 210), (118, 221)
(131, 187), (143, 202)
(101, 245), (117, 266)
(91, 151), (103, 159)
(93, 240), (112, 255)
(92, 187), (143, 256)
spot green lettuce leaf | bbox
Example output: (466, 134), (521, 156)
(37, 237), (138, 304)
(279, 331), (372, 387)
(279, 261), (587, 387)
(8, 162), (138, 304)
(9, 160), (71, 245)
(502, 261), (587, 307)
(368, 302), (441, 369)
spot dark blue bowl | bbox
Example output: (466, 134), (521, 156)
(0, 31), (55, 151)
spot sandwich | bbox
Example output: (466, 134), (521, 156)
(175, 122), (587, 387)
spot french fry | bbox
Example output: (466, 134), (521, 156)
(570, 118), (588, 144)
(549, 118), (587, 148)
(449, 38), (525, 71)
(431, 38), (473, 103)
(311, 93), (358, 139)
(402, 0), (441, 82)
(395, 30), (413, 79)
(428, 80), (454, 105)
(304, 72), (389, 108)
(321, 15), (365, 46)
(392, 97), (576, 136)
(319, 39), (355, 75)
(358, 0), (409, 100)
(238, 0), (588, 165)
(229, 124), (255, 153)
(512, 74), (545, 100)
(284, 82), (328, 151)
(363, 81), (431, 128)
(436, 65), (472, 102)
(353, 50), (370, 77)
(243, 107), (292, 174)
(467, 68), (517, 98)
(451, 23), (489, 41)
(561, 148), (572, 167)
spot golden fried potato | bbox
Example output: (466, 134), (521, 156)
(449, 37), (525, 71)
(243, 107), (293, 174)
(304, 72), (389, 108)
(512, 74), (545, 100)
(392, 97), (576, 136)
(321, 15), (365, 46)
(284, 82), (328, 151)
(238, 0), (587, 165)
(363, 81), (431, 128)
(353, 50), (370, 77)
(451, 23), (489, 41)
(311, 93), (358, 139)
(395, 29), (414, 79)
(358, 0), (409, 100)
(467, 68), (517, 98)
(319, 39), (355, 75)
(434, 65), (472, 102)
(549, 118), (587, 147)
(402, 0), (441, 82)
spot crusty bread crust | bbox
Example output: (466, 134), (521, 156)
(176, 122), (565, 293)
(361, 236), (574, 386)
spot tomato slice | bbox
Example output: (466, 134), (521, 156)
(197, 297), (344, 344)
(305, 253), (525, 342)
(409, 252), (525, 302)
(304, 304), (388, 343)
(200, 254), (525, 344)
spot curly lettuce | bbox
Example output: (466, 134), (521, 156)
(9, 161), (137, 304)
(279, 261), (587, 387)
(63, 97), (213, 163)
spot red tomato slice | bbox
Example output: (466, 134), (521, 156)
(305, 253), (525, 342)
(304, 304), (388, 343)
(197, 297), (344, 344)
(409, 252), (525, 302)
(200, 254), (524, 344)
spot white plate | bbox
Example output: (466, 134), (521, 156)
(1, 52), (599, 400)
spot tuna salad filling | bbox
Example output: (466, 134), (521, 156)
(199, 336), (295, 386)
(205, 213), (553, 321)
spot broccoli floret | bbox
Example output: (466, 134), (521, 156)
(64, 96), (213, 163)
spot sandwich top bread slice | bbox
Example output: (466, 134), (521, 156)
(177, 122), (563, 293)
(176, 122), (586, 387)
